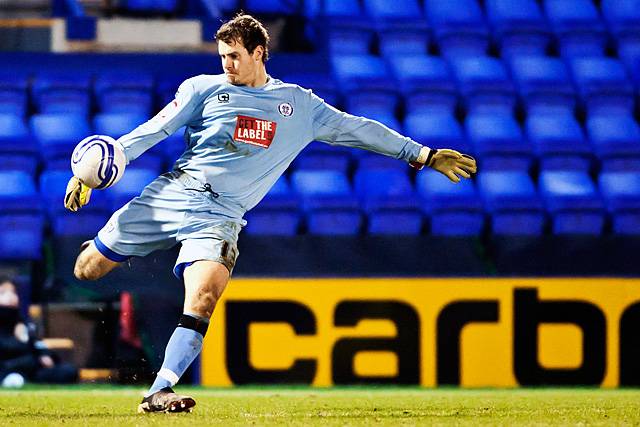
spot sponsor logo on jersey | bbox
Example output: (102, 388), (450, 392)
(278, 102), (293, 117)
(218, 93), (230, 103)
(233, 115), (277, 148)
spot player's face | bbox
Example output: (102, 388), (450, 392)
(218, 39), (263, 86)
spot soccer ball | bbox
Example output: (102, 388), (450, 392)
(71, 135), (126, 189)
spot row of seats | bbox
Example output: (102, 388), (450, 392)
(2, 54), (640, 118)
(1, 166), (639, 261)
(121, 0), (640, 60)
(2, 110), (639, 175)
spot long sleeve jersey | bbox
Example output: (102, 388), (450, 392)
(117, 74), (427, 213)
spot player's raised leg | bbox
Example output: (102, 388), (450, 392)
(138, 260), (229, 413)
(73, 241), (120, 281)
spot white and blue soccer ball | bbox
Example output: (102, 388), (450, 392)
(71, 135), (126, 189)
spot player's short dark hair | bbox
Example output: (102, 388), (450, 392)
(215, 14), (270, 63)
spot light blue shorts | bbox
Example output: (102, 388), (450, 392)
(95, 170), (245, 280)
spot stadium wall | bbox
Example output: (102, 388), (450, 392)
(201, 278), (640, 388)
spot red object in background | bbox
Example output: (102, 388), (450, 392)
(119, 291), (142, 348)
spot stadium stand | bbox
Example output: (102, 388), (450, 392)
(599, 171), (640, 235)
(424, 0), (489, 57)
(94, 72), (154, 115)
(0, 73), (29, 116)
(543, 0), (607, 57)
(30, 113), (91, 165)
(31, 72), (92, 115)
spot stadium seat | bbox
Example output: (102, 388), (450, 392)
(485, 0), (551, 57)
(291, 170), (362, 235)
(293, 149), (350, 174)
(354, 152), (408, 171)
(569, 57), (635, 115)
(244, 176), (300, 236)
(449, 56), (516, 114)
(539, 171), (605, 235)
(0, 154), (38, 176)
(404, 112), (471, 154)
(94, 72), (154, 115)
(306, 0), (374, 54)
(0, 171), (41, 213)
(245, 0), (300, 15)
(93, 112), (163, 172)
(0, 214), (44, 261)
(465, 113), (533, 171)
(599, 171), (640, 234)
(525, 113), (592, 172)
(388, 56), (458, 114)
(507, 56), (575, 114)
(601, 0), (640, 60)
(586, 115), (640, 170)
(109, 167), (157, 209)
(30, 113), (91, 163)
(122, 0), (179, 13)
(478, 171), (545, 235)
(424, 0), (489, 57)
(0, 72), (28, 116)
(417, 169), (484, 236)
(353, 168), (422, 234)
(0, 113), (37, 155)
(283, 73), (340, 107)
(363, 0), (429, 33)
(378, 30), (430, 58)
(544, 0), (607, 57)
(332, 55), (398, 122)
(31, 72), (92, 115)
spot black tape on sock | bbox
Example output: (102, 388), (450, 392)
(178, 314), (209, 337)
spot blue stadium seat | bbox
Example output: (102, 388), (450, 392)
(424, 0), (489, 57)
(601, 0), (640, 60)
(587, 115), (640, 171)
(0, 171), (40, 213)
(94, 72), (154, 115)
(332, 55), (398, 121)
(363, 0), (429, 33)
(30, 113), (91, 163)
(388, 56), (458, 114)
(0, 73), (28, 116)
(526, 113), (592, 171)
(417, 169), (484, 236)
(599, 171), (640, 234)
(50, 212), (110, 238)
(122, 0), (179, 13)
(378, 30), (430, 58)
(245, 0), (300, 14)
(306, 0), (374, 54)
(94, 112), (164, 172)
(544, 0), (607, 57)
(450, 56), (516, 114)
(244, 176), (300, 236)
(539, 171), (605, 235)
(353, 168), (422, 234)
(485, 0), (551, 57)
(0, 154), (38, 176)
(478, 171), (545, 235)
(109, 167), (157, 209)
(404, 112), (471, 154)
(0, 113), (36, 155)
(569, 57), (635, 115)
(0, 214), (44, 261)
(291, 170), (362, 235)
(508, 56), (575, 114)
(283, 73), (340, 107)
(31, 72), (92, 114)
(293, 149), (350, 174)
(465, 113), (533, 170)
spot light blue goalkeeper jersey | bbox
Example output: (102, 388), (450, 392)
(116, 74), (426, 214)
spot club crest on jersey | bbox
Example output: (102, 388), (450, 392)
(233, 115), (277, 148)
(278, 102), (294, 117)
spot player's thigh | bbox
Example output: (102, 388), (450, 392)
(182, 260), (230, 318)
(74, 242), (120, 280)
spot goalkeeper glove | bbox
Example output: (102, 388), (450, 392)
(418, 147), (477, 183)
(64, 176), (92, 212)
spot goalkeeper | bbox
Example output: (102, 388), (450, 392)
(65, 14), (476, 413)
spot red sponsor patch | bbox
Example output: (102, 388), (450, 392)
(233, 115), (277, 148)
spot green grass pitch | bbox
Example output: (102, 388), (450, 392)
(0, 386), (639, 425)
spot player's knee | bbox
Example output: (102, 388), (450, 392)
(190, 289), (220, 319)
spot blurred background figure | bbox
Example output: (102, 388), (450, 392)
(0, 276), (78, 387)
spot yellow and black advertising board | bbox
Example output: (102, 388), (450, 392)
(201, 278), (640, 387)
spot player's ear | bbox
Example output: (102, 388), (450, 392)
(253, 45), (264, 62)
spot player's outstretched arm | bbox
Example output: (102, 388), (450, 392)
(422, 148), (477, 183)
